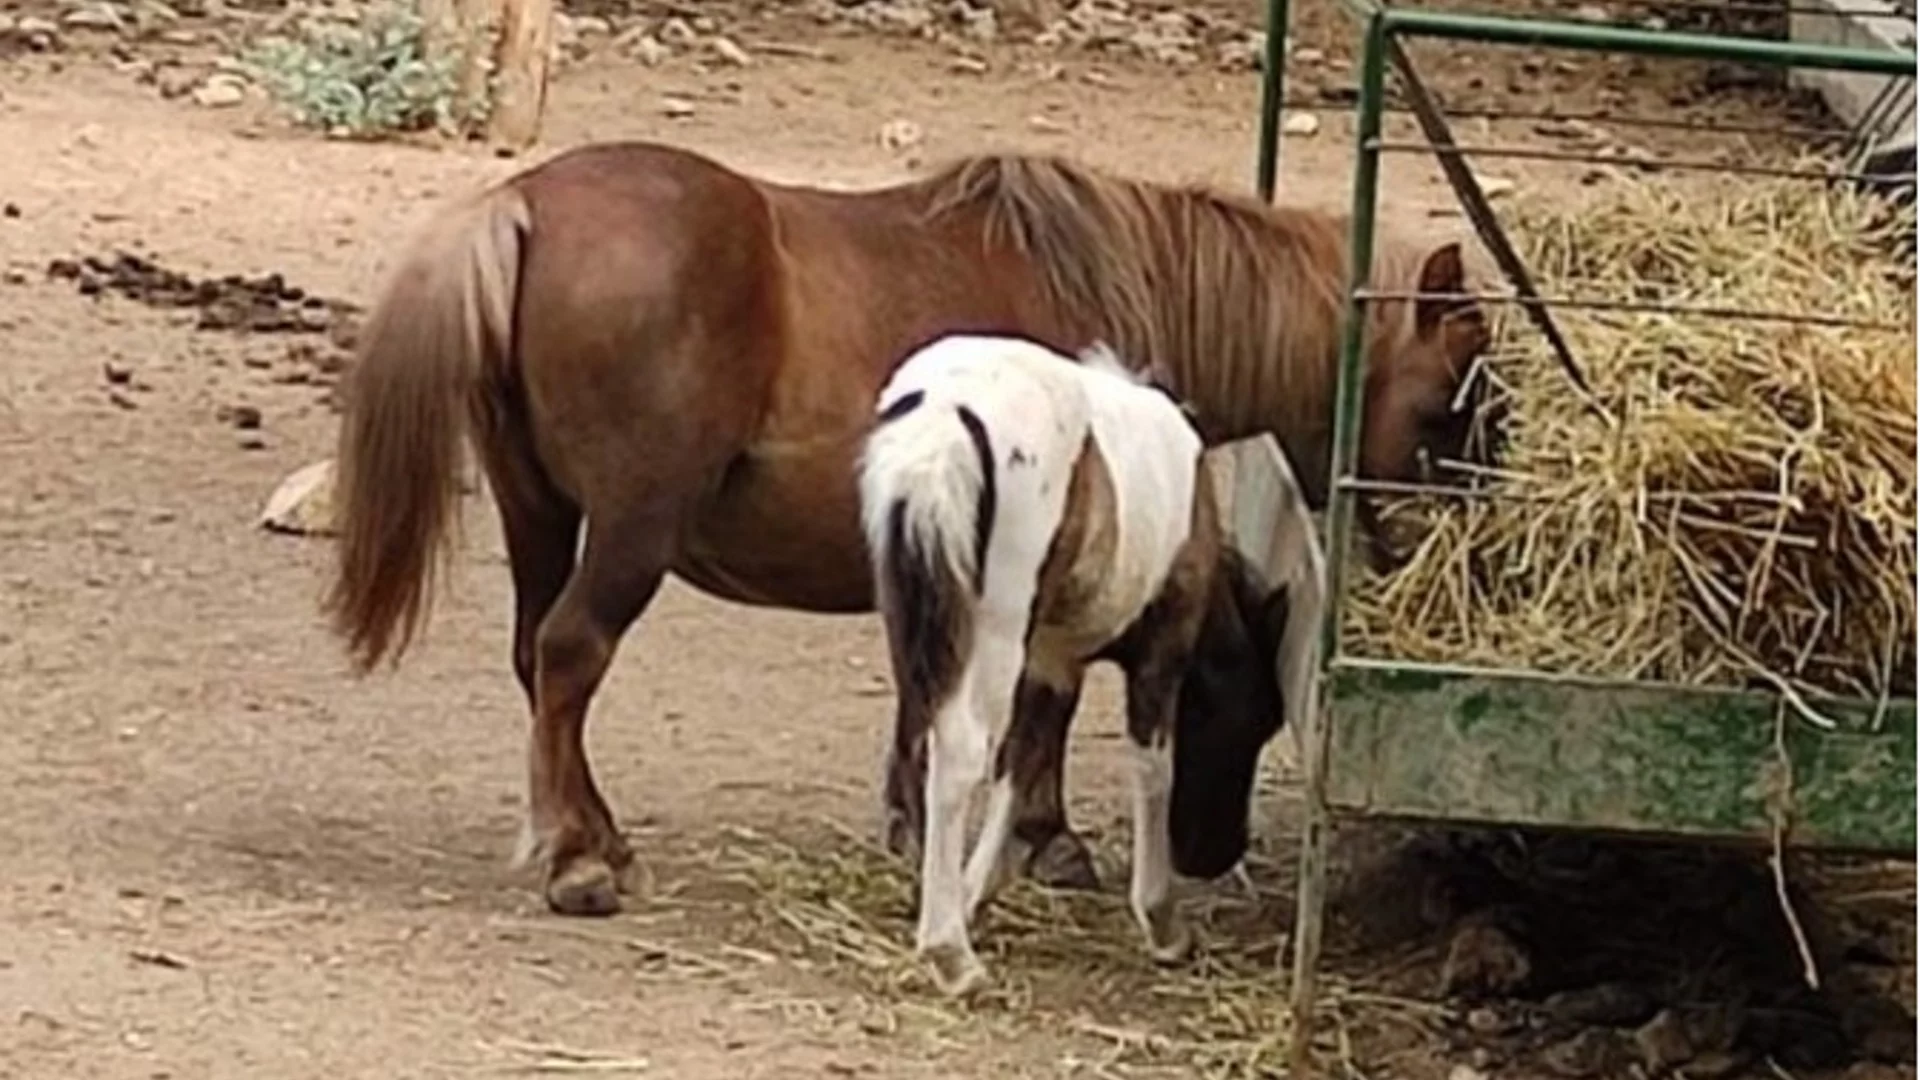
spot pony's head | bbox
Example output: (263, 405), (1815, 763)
(1359, 240), (1501, 489)
(1167, 549), (1292, 880)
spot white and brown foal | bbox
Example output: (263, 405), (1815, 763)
(858, 333), (1319, 995)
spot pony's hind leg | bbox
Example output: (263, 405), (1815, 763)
(520, 502), (675, 916)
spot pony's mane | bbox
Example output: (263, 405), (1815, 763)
(919, 153), (1431, 442)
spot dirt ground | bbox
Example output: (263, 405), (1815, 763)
(0, 0), (1911, 1077)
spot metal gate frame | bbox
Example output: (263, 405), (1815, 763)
(1255, 8), (1918, 1073)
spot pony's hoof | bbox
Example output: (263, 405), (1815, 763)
(922, 942), (988, 998)
(1026, 831), (1101, 892)
(545, 858), (622, 917)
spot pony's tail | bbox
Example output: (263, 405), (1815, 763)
(859, 397), (1001, 697)
(326, 184), (531, 672)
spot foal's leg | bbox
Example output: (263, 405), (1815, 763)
(967, 661), (1090, 914)
(1122, 655), (1193, 964)
(519, 504), (676, 916)
(884, 677), (1100, 893)
(919, 629), (1025, 996)
(1003, 674), (1102, 891)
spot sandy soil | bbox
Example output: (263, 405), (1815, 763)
(0, 1), (1909, 1077)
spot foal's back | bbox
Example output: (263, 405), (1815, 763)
(875, 336), (1205, 648)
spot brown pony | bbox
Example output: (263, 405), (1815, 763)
(326, 141), (1493, 917)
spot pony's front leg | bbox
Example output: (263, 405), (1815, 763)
(1122, 670), (1192, 964)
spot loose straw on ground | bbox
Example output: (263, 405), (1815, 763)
(1348, 167), (1916, 705)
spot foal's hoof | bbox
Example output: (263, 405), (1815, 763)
(921, 942), (989, 998)
(1145, 918), (1195, 966)
(545, 858), (622, 917)
(881, 807), (921, 866)
(1025, 831), (1101, 892)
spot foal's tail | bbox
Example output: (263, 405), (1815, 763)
(857, 394), (1000, 688)
(326, 184), (532, 672)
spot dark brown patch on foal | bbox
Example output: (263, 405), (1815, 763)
(954, 405), (996, 596)
(876, 493), (977, 860)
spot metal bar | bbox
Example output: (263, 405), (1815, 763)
(1498, 0), (1920, 18)
(1383, 38), (1596, 398)
(1370, 137), (1919, 182)
(1289, 12), (1388, 1079)
(1280, 97), (1849, 143)
(1844, 75), (1917, 167)
(1326, 655), (1914, 716)
(1355, 288), (1913, 331)
(1256, 0), (1293, 201)
(1381, 7), (1917, 75)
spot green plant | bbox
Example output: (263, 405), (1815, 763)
(244, 2), (485, 137)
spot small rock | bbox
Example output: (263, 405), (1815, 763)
(1294, 46), (1326, 64)
(103, 360), (133, 385)
(948, 54), (989, 74)
(708, 35), (751, 66)
(1632, 1008), (1695, 1073)
(1544, 982), (1654, 1028)
(238, 434), (267, 451)
(660, 96), (696, 119)
(1281, 110), (1320, 137)
(61, 4), (124, 31)
(130, 0), (179, 28)
(1027, 113), (1067, 133)
(1573, 3), (1610, 21)
(0, 203), (15, 220)
(1476, 174), (1517, 200)
(1446, 1066), (1489, 1080)
(1463, 1005), (1516, 1036)
(617, 28), (669, 65)
(153, 67), (199, 98)
(570, 14), (611, 35)
(18, 15), (60, 49)
(258, 458), (337, 536)
(1542, 1029), (1623, 1078)
(108, 389), (138, 411)
(877, 118), (924, 151)
(1440, 912), (1532, 999)
(191, 75), (246, 109)
(1686, 1050), (1751, 1079)
(3, 269), (26, 285)
(218, 403), (263, 430)
(656, 15), (696, 47)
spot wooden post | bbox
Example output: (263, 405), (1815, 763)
(487, 0), (554, 151)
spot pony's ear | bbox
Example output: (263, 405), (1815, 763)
(1415, 242), (1469, 333)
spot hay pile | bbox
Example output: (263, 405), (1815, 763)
(1348, 170), (1916, 703)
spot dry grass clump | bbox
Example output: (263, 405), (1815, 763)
(1347, 170), (1916, 703)
(710, 823), (1440, 1078)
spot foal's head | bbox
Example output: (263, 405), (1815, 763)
(1360, 240), (1501, 487)
(1167, 550), (1292, 880)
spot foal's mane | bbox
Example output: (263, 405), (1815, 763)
(919, 153), (1427, 440)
